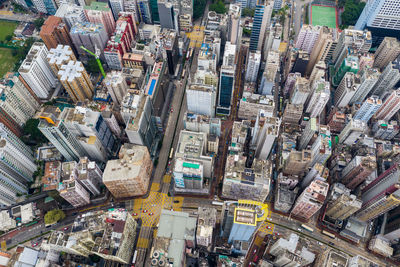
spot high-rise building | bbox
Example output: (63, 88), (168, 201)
(295, 25), (321, 54)
(19, 42), (58, 99)
(40, 16), (74, 51)
(76, 157), (103, 196)
(62, 107), (115, 162)
(306, 27), (338, 75)
(249, 1), (273, 51)
(356, 163), (400, 222)
(32, 0), (57, 15)
(325, 193), (362, 221)
(306, 79), (330, 118)
(338, 119), (366, 145)
(228, 4), (241, 45)
(332, 29), (372, 70)
(186, 84), (216, 117)
(384, 205), (400, 241)
(238, 93), (274, 120)
(373, 120), (400, 140)
(38, 106), (88, 162)
(102, 143), (152, 198)
(327, 108), (346, 133)
(173, 158), (205, 190)
(259, 50), (279, 95)
(159, 29), (179, 75)
(57, 60), (94, 103)
(58, 162), (90, 208)
(349, 68), (380, 104)
(309, 61), (326, 88)
(283, 150), (312, 176)
(353, 96), (382, 122)
(109, 0), (124, 20)
(228, 207), (257, 243)
(373, 37), (400, 70)
(283, 72), (301, 97)
(47, 45), (77, 75)
(55, 3), (87, 30)
(158, 0), (177, 31)
(124, 0), (140, 23)
(222, 156), (272, 201)
(137, 0), (153, 23)
(310, 125), (332, 167)
(122, 93), (157, 151)
(334, 72), (358, 108)
(291, 180), (329, 220)
(45, 210), (137, 264)
(70, 22), (109, 60)
(355, 0), (400, 32)
(0, 74), (40, 128)
(0, 123), (35, 206)
(283, 104), (303, 124)
(245, 50), (261, 83)
(291, 50), (310, 76)
(252, 110), (281, 160)
(104, 71), (129, 105)
(196, 207), (217, 248)
(332, 56), (359, 87)
(374, 89), (400, 121)
(84, 2), (116, 37)
(290, 77), (310, 105)
(104, 13), (136, 70)
(299, 118), (318, 150)
(217, 42), (236, 115)
(341, 155), (376, 190)
(370, 56), (400, 96)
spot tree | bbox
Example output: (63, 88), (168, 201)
(5, 35), (12, 42)
(33, 18), (45, 31)
(242, 8), (255, 17)
(44, 209), (65, 225)
(209, 0), (226, 14)
(193, 0), (206, 19)
(242, 28), (251, 37)
(85, 58), (101, 73)
(341, 0), (366, 28)
(23, 118), (48, 145)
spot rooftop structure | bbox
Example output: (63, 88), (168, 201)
(102, 143), (152, 198)
(44, 210), (137, 264)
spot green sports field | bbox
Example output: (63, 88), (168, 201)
(0, 20), (18, 41)
(311, 5), (337, 28)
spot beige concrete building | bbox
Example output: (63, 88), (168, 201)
(373, 37), (400, 70)
(325, 194), (362, 221)
(238, 93), (275, 120)
(47, 44), (76, 74)
(222, 154), (272, 202)
(283, 150), (312, 176)
(58, 60), (94, 103)
(283, 103), (303, 124)
(102, 143), (152, 198)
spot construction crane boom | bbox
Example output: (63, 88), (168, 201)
(80, 45), (106, 78)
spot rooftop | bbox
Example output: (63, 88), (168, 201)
(176, 131), (207, 159)
(42, 161), (61, 191)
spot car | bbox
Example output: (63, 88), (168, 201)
(149, 212), (153, 216)
(170, 208), (174, 211)
(143, 209), (147, 213)
(170, 108), (174, 113)
(132, 213), (137, 216)
(173, 200), (180, 203)
(267, 226), (271, 229)
(63, 227), (69, 231)
(328, 242), (335, 246)
(32, 242), (38, 247)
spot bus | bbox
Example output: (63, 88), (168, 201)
(322, 230), (335, 239)
(169, 148), (174, 159)
(212, 201), (224, 206)
(181, 69), (186, 79)
(300, 224), (314, 233)
(132, 250), (137, 265)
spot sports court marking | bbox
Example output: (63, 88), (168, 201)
(311, 5), (338, 29)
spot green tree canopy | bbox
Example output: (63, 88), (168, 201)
(209, 0), (227, 14)
(23, 118), (48, 145)
(193, 0), (207, 19)
(341, 0), (366, 28)
(44, 209), (65, 225)
(242, 8), (255, 17)
(33, 18), (45, 31)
